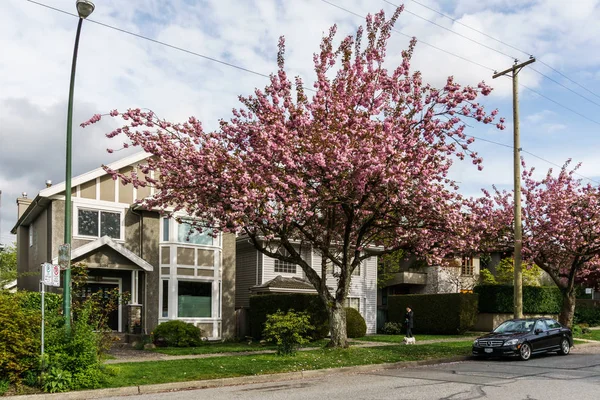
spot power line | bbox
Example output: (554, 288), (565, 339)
(468, 135), (600, 185)
(321, 0), (495, 72)
(381, 1), (600, 109)
(324, 0), (600, 125)
(530, 68), (600, 108)
(383, 0), (517, 60)
(404, 0), (600, 102)
(519, 82), (600, 126)
(26, 0), (271, 79)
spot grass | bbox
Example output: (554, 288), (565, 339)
(152, 339), (332, 356)
(354, 333), (479, 344)
(574, 330), (600, 341)
(103, 341), (472, 388)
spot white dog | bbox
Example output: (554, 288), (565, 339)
(403, 337), (416, 345)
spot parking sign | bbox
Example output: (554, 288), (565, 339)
(42, 262), (60, 287)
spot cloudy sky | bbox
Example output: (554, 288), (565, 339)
(2, 0), (600, 245)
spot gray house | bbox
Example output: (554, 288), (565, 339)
(11, 152), (236, 339)
(235, 238), (379, 334)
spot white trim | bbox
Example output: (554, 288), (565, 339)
(95, 177), (100, 200)
(39, 152), (151, 198)
(52, 236), (154, 271)
(73, 202), (127, 242)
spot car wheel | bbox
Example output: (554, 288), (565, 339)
(559, 338), (571, 355)
(519, 342), (532, 361)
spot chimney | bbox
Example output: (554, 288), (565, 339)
(45, 180), (52, 188)
(17, 193), (33, 219)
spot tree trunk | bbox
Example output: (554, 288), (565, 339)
(558, 289), (576, 328)
(327, 301), (348, 348)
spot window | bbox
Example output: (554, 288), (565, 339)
(546, 319), (562, 329)
(177, 221), (213, 245)
(162, 218), (170, 242)
(162, 280), (169, 318)
(274, 258), (296, 274)
(461, 256), (474, 275)
(534, 320), (548, 332)
(344, 297), (360, 311)
(29, 224), (33, 247)
(77, 209), (121, 239)
(177, 281), (212, 318)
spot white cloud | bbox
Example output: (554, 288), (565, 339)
(2, 0), (600, 243)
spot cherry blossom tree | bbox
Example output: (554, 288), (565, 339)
(83, 7), (502, 347)
(472, 161), (600, 327)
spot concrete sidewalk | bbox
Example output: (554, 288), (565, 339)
(104, 337), (480, 365)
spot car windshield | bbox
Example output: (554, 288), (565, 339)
(493, 320), (535, 333)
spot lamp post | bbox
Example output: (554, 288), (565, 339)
(63, 0), (95, 332)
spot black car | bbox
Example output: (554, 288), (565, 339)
(472, 318), (573, 361)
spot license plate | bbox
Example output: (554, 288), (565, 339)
(484, 348), (493, 353)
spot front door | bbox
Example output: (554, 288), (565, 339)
(530, 319), (550, 351)
(85, 283), (120, 331)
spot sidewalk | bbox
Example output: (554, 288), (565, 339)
(104, 336), (480, 365)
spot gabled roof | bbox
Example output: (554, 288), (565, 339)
(40, 151), (151, 198)
(51, 236), (154, 271)
(11, 152), (151, 233)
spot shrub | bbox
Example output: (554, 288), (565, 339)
(43, 301), (107, 391)
(383, 321), (403, 335)
(388, 293), (478, 334)
(263, 310), (314, 355)
(249, 293), (329, 339)
(474, 285), (562, 314)
(346, 307), (367, 338)
(0, 379), (9, 396)
(574, 305), (600, 326)
(152, 320), (203, 347)
(479, 269), (497, 285)
(0, 291), (42, 384)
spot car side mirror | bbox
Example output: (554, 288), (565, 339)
(535, 328), (542, 334)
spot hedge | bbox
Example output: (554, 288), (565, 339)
(249, 293), (329, 339)
(345, 307), (367, 338)
(387, 293), (478, 334)
(474, 285), (562, 314)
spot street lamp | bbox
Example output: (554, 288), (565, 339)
(63, 0), (95, 332)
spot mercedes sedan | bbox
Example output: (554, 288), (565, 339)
(472, 318), (573, 361)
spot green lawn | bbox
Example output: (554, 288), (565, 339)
(152, 339), (331, 356)
(103, 341), (471, 388)
(354, 334), (479, 343)
(575, 330), (600, 341)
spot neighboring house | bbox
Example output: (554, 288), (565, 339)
(235, 238), (378, 334)
(377, 255), (481, 329)
(11, 152), (236, 339)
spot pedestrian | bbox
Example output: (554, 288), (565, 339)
(404, 306), (414, 338)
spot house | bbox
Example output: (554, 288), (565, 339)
(376, 254), (481, 330)
(235, 238), (379, 334)
(11, 152), (236, 339)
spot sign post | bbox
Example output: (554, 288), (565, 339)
(41, 262), (61, 361)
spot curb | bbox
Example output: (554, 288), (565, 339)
(7, 356), (470, 399)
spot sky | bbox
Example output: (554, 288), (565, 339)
(2, 0), (600, 245)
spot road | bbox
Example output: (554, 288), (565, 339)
(102, 347), (600, 400)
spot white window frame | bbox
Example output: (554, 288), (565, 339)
(159, 216), (221, 248)
(73, 202), (126, 241)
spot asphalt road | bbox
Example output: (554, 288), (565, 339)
(102, 347), (600, 400)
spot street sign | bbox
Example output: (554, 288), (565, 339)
(58, 243), (71, 270)
(585, 288), (593, 294)
(42, 262), (60, 287)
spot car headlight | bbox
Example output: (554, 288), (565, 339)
(504, 339), (519, 346)
(473, 339), (479, 346)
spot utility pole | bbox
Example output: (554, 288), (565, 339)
(493, 57), (535, 319)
